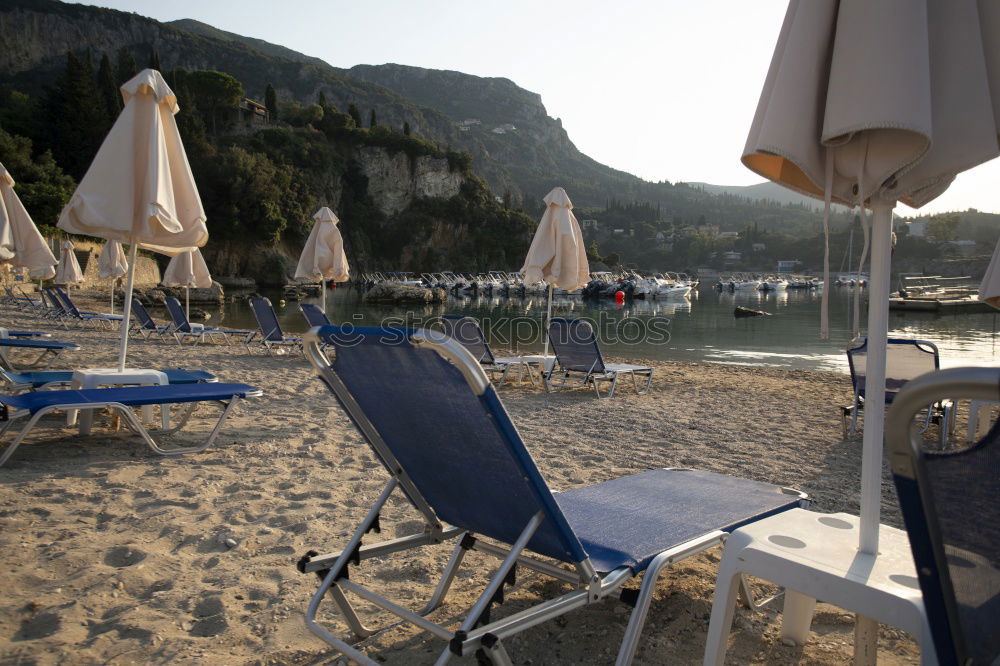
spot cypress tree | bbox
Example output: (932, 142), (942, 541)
(96, 52), (120, 120)
(116, 47), (137, 84)
(347, 103), (362, 127)
(44, 51), (105, 179)
(149, 49), (161, 71)
(403, 121), (411, 136)
(264, 83), (277, 123)
(318, 91), (328, 108)
(369, 109), (377, 128)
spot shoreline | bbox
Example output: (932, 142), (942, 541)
(0, 310), (920, 664)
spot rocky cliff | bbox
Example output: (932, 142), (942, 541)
(355, 147), (463, 217)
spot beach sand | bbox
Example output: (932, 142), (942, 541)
(0, 299), (922, 665)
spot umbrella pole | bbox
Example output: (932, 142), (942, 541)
(185, 286), (190, 320)
(110, 278), (116, 315)
(859, 200), (893, 555)
(321, 279), (326, 316)
(542, 283), (553, 357)
(117, 242), (139, 372)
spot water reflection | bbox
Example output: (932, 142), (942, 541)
(202, 285), (1000, 374)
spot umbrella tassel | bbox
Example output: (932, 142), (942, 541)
(854, 205), (871, 338)
(820, 149), (833, 339)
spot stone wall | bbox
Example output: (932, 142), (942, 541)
(57, 239), (161, 289)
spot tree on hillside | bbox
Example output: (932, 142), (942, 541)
(43, 51), (106, 179)
(369, 109), (377, 128)
(186, 70), (244, 135)
(0, 128), (76, 229)
(265, 83), (277, 123)
(116, 47), (137, 84)
(347, 103), (362, 127)
(318, 91), (328, 108)
(927, 214), (960, 242)
(96, 52), (121, 121)
(403, 121), (411, 136)
(149, 49), (161, 71)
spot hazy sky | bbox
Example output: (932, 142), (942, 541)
(68, 0), (1000, 215)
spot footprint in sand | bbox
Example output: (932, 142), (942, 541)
(14, 611), (61, 640)
(103, 545), (147, 568)
(187, 595), (228, 637)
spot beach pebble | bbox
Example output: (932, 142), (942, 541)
(780, 637), (798, 647)
(224, 538), (238, 549)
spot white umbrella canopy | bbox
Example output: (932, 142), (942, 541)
(58, 68), (208, 370)
(98, 240), (129, 314)
(0, 162), (57, 279)
(520, 187), (589, 290)
(162, 248), (212, 319)
(54, 239), (84, 286)
(520, 187), (590, 356)
(745, 0), (1000, 554)
(978, 238), (1000, 308)
(294, 207), (349, 315)
(98, 240), (128, 279)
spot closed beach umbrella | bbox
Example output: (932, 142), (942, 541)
(58, 68), (208, 370)
(744, 0), (1000, 556)
(293, 207), (349, 315)
(54, 239), (84, 286)
(162, 248), (212, 319)
(98, 240), (128, 314)
(520, 187), (589, 356)
(978, 238), (1000, 308)
(0, 162), (57, 279)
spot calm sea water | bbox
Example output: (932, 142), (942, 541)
(206, 285), (1000, 374)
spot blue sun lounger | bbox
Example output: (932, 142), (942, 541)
(545, 318), (654, 398)
(886, 367), (1000, 666)
(0, 367), (216, 394)
(0, 338), (80, 371)
(0, 382), (261, 467)
(440, 314), (538, 385)
(246, 295), (301, 355)
(299, 302), (331, 328)
(296, 325), (806, 665)
(0, 329), (51, 338)
(163, 295), (251, 346)
(129, 298), (172, 341)
(52, 287), (122, 329)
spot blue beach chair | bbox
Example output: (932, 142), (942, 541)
(299, 302), (331, 328)
(53, 287), (122, 329)
(439, 314), (537, 385)
(887, 367), (1000, 666)
(246, 295), (301, 355)
(296, 325), (807, 665)
(0, 337), (80, 371)
(0, 366), (216, 394)
(545, 317), (654, 398)
(0, 382), (261, 467)
(845, 337), (953, 443)
(129, 298), (172, 341)
(163, 295), (250, 346)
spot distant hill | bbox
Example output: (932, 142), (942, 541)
(687, 181), (851, 212)
(165, 19), (328, 67)
(2, 0), (856, 237)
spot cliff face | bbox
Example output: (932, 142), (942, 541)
(355, 147), (463, 217)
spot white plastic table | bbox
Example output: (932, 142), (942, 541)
(69, 368), (170, 435)
(517, 354), (556, 373)
(703, 508), (934, 665)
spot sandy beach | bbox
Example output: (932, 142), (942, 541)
(0, 295), (921, 665)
